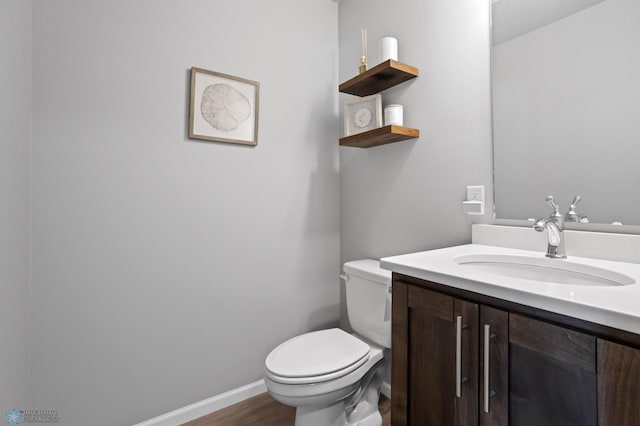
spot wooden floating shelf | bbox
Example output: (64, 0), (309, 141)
(339, 125), (420, 148)
(339, 60), (419, 97)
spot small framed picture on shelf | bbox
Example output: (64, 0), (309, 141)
(343, 94), (382, 137)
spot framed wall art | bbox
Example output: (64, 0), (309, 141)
(189, 67), (260, 146)
(343, 94), (382, 137)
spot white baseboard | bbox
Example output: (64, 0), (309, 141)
(133, 378), (391, 426)
(132, 379), (266, 426)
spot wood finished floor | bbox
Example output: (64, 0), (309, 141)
(182, 392), (391, 426)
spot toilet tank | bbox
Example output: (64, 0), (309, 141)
(343, 259), (392, 348)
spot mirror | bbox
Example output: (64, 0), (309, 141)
(491, 0), (640, 226)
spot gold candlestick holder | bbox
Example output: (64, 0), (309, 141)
(359, 27), (368, 74)
(359, 56), (368, 74)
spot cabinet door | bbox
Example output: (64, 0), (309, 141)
(509, 313), (597, 426)
(479, 306), (508, 426)
(406, 285), (455, 425)
(598, 339), (640, 425)
(394, 285), (478, 425)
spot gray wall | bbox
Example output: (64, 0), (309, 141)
(0, 0), (31, 411)
(338, 0), (493, 265)
(4, 0), (495, 423)
(29, 1), (339, 425)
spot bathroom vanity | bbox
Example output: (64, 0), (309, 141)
(381, 227), (640, 426)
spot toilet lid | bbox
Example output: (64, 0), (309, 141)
(265, 328), (370, 381)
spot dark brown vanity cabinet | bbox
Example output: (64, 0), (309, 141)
(508, 313), (597, 426)
(390, 274), (639, 426)
(391, 282), (509, 425)
(598, 339), (640, 425)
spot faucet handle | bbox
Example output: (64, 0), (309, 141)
(545, 195), (560, 215)
(566, 195), (587, 223)
(569, 195), (581, 209)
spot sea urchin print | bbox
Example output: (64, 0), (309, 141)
(200, 84), (251, 132)
(354, 108), (372, 128)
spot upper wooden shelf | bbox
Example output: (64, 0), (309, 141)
(339, 60), (419, 97)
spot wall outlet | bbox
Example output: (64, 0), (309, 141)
(467, 185), (484, 202)
(463, 185), (485, 215)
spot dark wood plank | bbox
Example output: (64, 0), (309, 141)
(409, 308), (454, 425)
(407, 284), (455, 425)
(480, 306), (508, 426)
(408, 285), (453, 322)
(339, 60), (419, 96)
(181, 393), (295, 426)
(183, 393), (391, 426)
(510, 313), (596, 373)
(380, 395), (391, 426)
(391, 280), (408, 426)
(598, 339), (640, 426)
(454, 299), (479, 426)
(510, 315), (597, 426)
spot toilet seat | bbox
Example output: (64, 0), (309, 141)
(265, 328), (370, 385)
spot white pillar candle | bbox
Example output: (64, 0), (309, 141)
(378, 37), (398, 62)
(384, 104), (403, 126)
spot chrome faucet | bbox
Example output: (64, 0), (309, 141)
(533, 196), (566, 259)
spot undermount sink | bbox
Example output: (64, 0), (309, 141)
(454, 254), (636, 287)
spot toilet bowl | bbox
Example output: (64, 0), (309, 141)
(264, 260), (391, 426)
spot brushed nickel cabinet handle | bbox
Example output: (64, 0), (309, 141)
(456, 315), (462, 398)
(484, 324), (491, 413)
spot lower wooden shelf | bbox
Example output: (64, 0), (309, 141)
(339, 125), (420, 148)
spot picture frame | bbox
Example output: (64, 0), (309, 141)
(189, 67), (260, 146)
(343, 94), (382, 137)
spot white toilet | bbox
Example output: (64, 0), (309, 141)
(264, 259), (392, 426)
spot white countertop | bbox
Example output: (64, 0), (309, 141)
(381, 244), (640, 335)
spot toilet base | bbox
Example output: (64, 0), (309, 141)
(294, 402), (383, 426)
(347, 410), (382, 426)
(345, 357), (384, 426)
(294, 401), (383, 426)
(295, 403), (346, 426)
(291, 359), (385, 426)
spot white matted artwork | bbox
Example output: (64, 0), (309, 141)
(189, 67), (260, 145)
(343, 94), (382, 137)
